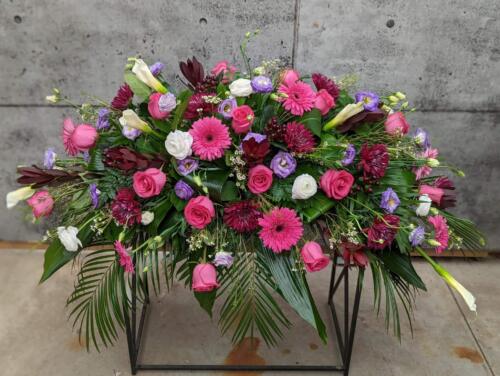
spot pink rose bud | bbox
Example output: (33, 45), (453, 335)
(231, 105), (254, 134)
(62, 118), (98, 156)
(132, 168), (167, 198)
(192, 263), (220, 292)
(247, 165), (273, 194)
(281, 69), (300, 87)
(26, 190), (54, 218)
(184, 196), (215, 229)
(314, 89), (335, 115)
(419, 185), (444, 205)
(384, 112), (410, 136)
(320, 169), (354, 200)
(300, 241), (330, 272)
(148, 92), (170, 120)
(211, 60), (236, 83)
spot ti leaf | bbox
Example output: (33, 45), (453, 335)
(299, 108), (322, 137)
(195, 290), (217, 317)
(302, 192), (335, 223)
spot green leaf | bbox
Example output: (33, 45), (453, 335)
(379, 251), (426, 291)
(185, 169), (237, 202)
(148, 198), (172, 234)
(194, 290), (217, 317)
(302, 192), (335, 223)
(299, 108), (322, 137)
(124, 72), (151, 101)
(170, 90), (192, 130)
(221, 180), (239, 201)
(88, 148), (105, 171)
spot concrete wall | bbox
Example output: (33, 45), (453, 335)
(1, 0), (498, 246)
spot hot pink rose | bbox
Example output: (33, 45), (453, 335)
(248, 165), (273, 194)
(419, 185), (444, 205)
(281, 69), (300, 87)
(384, 112), (410, 136)
(62, 118), (98, 156)
(314, 89), (335, 115)
(231, 105), (254, 134)
(211, 60), (236, 83)
(148, 93), (170, 120)
(320, 169), (354, 200)
(192, 263), (219, 292)
(184, 196), (215, 229)
(26, 190), (54, 218)
(300, 241), (330, 272)
(132, 168), (167, 198)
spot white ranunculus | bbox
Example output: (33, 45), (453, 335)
(119, 109), (151, 133)
(57, 226), (82, 252)
(165, 130), (193, 160)
(292, 174), (318, 200)
(6, 186), (35, 209)
(415, 194), (432, 216)
(132, 59), (167, 93)
(229, 78), (253, 97)
(141, 211), (155, 226)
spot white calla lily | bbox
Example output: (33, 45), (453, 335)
(119, 109), (152, 133)
(6, 186), (35, 209)
(323, 102), (364, 131)
(132, 59), (167, 93)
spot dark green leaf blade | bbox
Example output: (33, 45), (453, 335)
(379, 251), (426, 291)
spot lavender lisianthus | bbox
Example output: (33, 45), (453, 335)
(251, 76), (273, 93)
(177, 157), (199, 176)
(89, 183), (100, 208)
(270, 151), (297, 178)
(159, 93), (177, 112)
(213, 251), (234, 268)
(43, 147), (57, 169)
(96, 108), (110, 130)
(380, 187), (400, 213)
(174, 180), (194, 200)
(342, 144), (356, 166)
(413, 128), (430, 149)
(149, 61), (164, 76)
(243, 132), (267, 143)
(122, 125), (142, 140)
(218, 97), (237, 119)
(409, 226), (425, 246)
(355, 91), (379, 111)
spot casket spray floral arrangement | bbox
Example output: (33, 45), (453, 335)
(8, 32), (484, 350)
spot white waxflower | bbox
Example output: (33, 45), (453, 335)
(57, 226), (82, 252)
(131, 58), (167, 93)
(292, 174), (317, 200)
(415, 194), (432, 217)
(165, 130), (193, 160)
(6, 186), (35, 209)
(141, 211), (155, 226)
(229, 78), (253, 97)
(119, 109), (152, 133)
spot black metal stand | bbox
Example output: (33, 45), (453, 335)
(124, 256), (364, 375)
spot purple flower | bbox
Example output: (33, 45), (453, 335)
(409, 226), (425, 246)
(218, 97), (237, 119)
(243, 132), (267, 144)
(122, 126), (142, 140)
(270, 151), (296, 178)
(380, 187), (400, 213)
(89, 183), (100, 208)
(174, 180), (194, 200)
(213, 251), (234, 268)
(355, 91), (380, 111)
(251, 76), (273, 93)
(342, 144), (356, 166)
(177, 157), (199, 176)
(82, 151), (91, 163)
(96, 108), (110, 130)
(413, 128), (430, 149)
(43, 147), (57, 169)
(149, 61), (164, 76)
(159, 93), (177, 112)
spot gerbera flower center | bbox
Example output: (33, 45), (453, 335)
(275, 224), (284, 232)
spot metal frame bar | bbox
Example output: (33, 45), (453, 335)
(124, 257), (364, 376)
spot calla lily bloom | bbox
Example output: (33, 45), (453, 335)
(119, 109), (153, 134)
(6, 186), (35, 209)
(132, 59), (167, 94)
(323, 102), (364, 131)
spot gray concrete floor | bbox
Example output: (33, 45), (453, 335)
(0, 249), (497, 376)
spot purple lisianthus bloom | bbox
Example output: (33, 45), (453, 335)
(218, 97), (237, 119)
(122, 126), (142, 140)
(409, 226), (425, 246)
(174, 180), (194, 200)
(355, 91), (380, 111)
(177, 157), (199, 176)
(251, 76), (273, 93)
(413, 128), (430, 149)
(96, 108), (110, 130)
(159, 93), (177, 112)
(89, 183), (100, 208)
(243, 132), (267, 143)
(270, 151), (297, 178)
(149, 61), (164, 76)
(43, 147), (57, 169)
(213, 251), (234, 268)
(380, 187), (400, 213)
(342, 144), (356, 166)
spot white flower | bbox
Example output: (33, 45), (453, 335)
(132, 59), (167, 93)
(292, 174), (317, 200)
(57, 226), (82, 252)
(229, 78), (253, 97)
(141, 211), (155, 226)
(323, 102), (364, 131)
(119, 109), (151, 133)
(415, 194), (432, 216)
(165, 130), (193, 160)
(213, 251), (234, 268)
(6, 186), (35, 209)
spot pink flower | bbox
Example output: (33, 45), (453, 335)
(280, 69), (300, 86)
(26, 190), (54, 218)
(231, 105), (254, 134)
(192, 263), (219, 292)
(419, 185), (444, 205)
(189, 117), (231, 161)
(114, 241), (134, 274)
(278, 81), (316, 116)
(248, 165), (273, 194)
(385, 112), (410, 136)
(62, 118), (98, 156)
(258, 208), (303, 253)
(341, 242), (368, 268)
(184, 196), (215, 229)
(132, 168), (167, 198)
(314, 89), (335, 115)
(300, 241), (330, 272)
(211, 60), (236, 83)
(428, 215), (449, 253)
(320, 169), (354, 200)
(413, 148), (439, 180)
(148, 93), (170, 120)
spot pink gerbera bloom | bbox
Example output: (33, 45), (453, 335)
(189, 117), (231, 160)
(278, 81), (316, 116)
(258, 208), (304, 253)
(428, 215), (449, 253)
(413, 148), (439, 180)
(114, 240), (135, 273)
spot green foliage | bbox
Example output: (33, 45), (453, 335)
(302, 192), (335, 223)
(442, 212), (486, 250)
(88, 148), (105, 172)
(268, 179), (293, 203)
(170, 90), (192, 130)
(98, 169), (132, 204)
(379, 251), (426, 291)
(124, 72), (151, 101)
(299, 108), (322, 137)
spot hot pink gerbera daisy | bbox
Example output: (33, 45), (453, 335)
(258, 207), (304, 253)
(114, 240), (135, 274)
(413, 148), (439, 180)
(428, 215), (449, 253)
(189, 116), (231, 161)
(278, 81), (316, 116)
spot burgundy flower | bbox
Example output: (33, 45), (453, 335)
(340, 242), (368, 268)
(434, 176), (456, 208)
(179, 56), (205, 89)
(242, 138), (270, 167)
(337, 108), (386, 133)
(312, 73), (340, 101)
(104, 147), (164, 172)
(223, 201), (262, 233)
(360, 143), (389, 180)
(110, 188), (142, 226)
(184, 92), (217, 120)
(111, 84), (133, 111)
(284, 121), (316, 153)
(366, 214), (400, 250)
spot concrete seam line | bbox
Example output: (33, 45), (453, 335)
(291, 0), (301, 68)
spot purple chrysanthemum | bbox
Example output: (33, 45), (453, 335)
(342, 144), (356, 166)
(251, 76), (273, 93)
(177, 157), (199, 176)
(43, 147), (57, 169)
(380, 187), (400, 213)
(270, 151), (297, 178)
(355, 91), (380, 112)
(409, 226), (425, 247)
